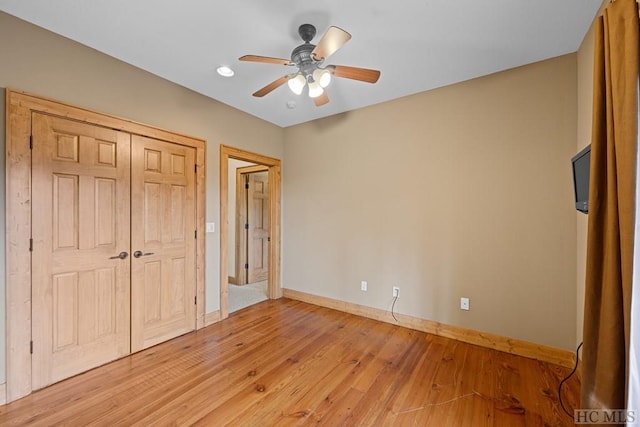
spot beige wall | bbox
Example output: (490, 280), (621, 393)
(283, 54), (579, 350)
(0, 12), (284, 384)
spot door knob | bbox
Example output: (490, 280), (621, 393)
(109, 251), (129, 260)
(133, 250), (155, 258)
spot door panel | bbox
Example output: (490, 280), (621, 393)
(31, 113), (131, 390)
(247, 171), (269, 283)
(131, 135), (196, 352)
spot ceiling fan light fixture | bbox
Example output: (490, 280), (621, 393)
(308, 80), (324, 98)
(287, 74), (306, 95)
(313, 68), (331, 88)
(240, 24), (380, 106)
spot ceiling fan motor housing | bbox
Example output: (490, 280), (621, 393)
(291, 43), (320, 80)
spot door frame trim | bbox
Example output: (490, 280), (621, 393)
(4, 89), (207, 403)
(220, 145), (282, 319)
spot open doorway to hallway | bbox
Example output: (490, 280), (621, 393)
(227, 161), (269, 312)
(219, 145), (282, 319)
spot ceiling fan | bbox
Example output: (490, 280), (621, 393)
(239, 24), (381, 107)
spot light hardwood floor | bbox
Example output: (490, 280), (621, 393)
(0, 298), (580, 426)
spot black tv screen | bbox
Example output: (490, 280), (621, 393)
(572, 145), (591, 214)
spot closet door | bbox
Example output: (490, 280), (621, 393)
(131, 135), (197, 351)
(31, 113), (131, 390)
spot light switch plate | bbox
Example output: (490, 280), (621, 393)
(206, 222), (215, 233)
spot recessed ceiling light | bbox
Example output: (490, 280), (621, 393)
(216, 66), (234, 77)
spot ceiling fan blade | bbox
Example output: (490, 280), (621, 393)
(328, 65), (381, 83)
(311, 26), (352, 60)
(239, 55), (293, 66)
(252, 75), (290, 97)
(314, 92), (330, 107)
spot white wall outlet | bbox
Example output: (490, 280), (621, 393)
(361, 281), (367, 291)
(460, 297), (470, 311)
(206, 222), (215, 233)
(392, 286), (400, 298)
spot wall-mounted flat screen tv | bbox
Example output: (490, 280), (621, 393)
(571, 145), (591, 214)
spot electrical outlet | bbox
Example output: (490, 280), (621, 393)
(361, 281), (367, 291)
(392, 286), (400, 298)
(460, 297), (470, 311)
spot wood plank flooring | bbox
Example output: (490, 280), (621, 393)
(0, 298), (580, 426)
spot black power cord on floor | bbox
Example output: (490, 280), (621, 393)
(391, 295), (399, 322)
(559, 341), (583, 418)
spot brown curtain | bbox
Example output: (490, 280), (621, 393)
(581, 0), (639, 411)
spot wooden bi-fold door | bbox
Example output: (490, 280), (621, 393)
(31, 113), (132, 390)
(31, 115), (197, 390)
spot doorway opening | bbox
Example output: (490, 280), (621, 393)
(229, 163), (269, 312)
(219, 145), (281, 319)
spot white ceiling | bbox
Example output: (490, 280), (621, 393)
(0, 0), (601, 128)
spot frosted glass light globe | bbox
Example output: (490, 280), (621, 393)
(313, 68), (331, 88)
(287, 74), (305, 95)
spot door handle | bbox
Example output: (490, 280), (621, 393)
(109, 251), (129, 260)
(133, 250), (155, 258)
